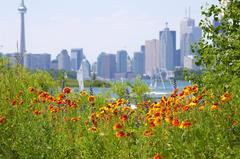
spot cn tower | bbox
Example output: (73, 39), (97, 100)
(18, 0), (27, 65)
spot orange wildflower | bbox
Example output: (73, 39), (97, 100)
(144, 130), (153, 137)
(113, 123), (122, 130)
(154, 112), (161, 117)
(165, 117), (172, 123)
(33, 110), (41, 116)
(58, 93), (65, 100)
(220, 93), (231, 103)
(71, 117), (80, 122)
(120, 114), (128, 122)
(149, 121), (156, 128)
(88, 95), (95, 104)
(211, 103), (219, 111)
(0, 116), (6, 125)
(28, 87), (35, 93)
(11, 100), (17, 106)
(116, 131), (126, 138)
(199, 105), (205, 111)
(232, 120), (238, 127)
(89, 126), (97, 132)
(172, 118), (180, 127)
(154, 117), (161, 126)
(180, 121), (192, 128)
(63, 87), (71, 94)
(182, 105), (190, 112)
(64, 117), (69, 122)
(153, 153), (164, 159)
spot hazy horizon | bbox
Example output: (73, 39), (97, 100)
(0, 0), (218, 63)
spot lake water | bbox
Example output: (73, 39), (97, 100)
(73, 80), (191, 98)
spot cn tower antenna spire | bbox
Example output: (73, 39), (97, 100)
(18, 0), (27, 65)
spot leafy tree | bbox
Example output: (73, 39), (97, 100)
(128, 76), (149, 101)
(193, 0), (240, 92)
(111, 81), (128, 98)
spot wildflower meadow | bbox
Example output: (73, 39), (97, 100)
(1, 1), (240, 158)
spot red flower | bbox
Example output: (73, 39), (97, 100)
(172, 118), (180, 127)
(154, 112), (161, 117)
(28, 87), (35, 93)
(11, 100), (17, 106)
(33, 110), (41, 116)
(71, 117), (80, 122)
(63, 87), (71, 94)
(144, 130), (153, 137)
(120, 114), (128, 122)
(116, 131), (126, 138)
(211, 103), (219, 111)
(113, 123), (122, 130)
(88, 126), (97, 132)
(180, 120), (192, 128)
(154, 153), (164, 159)
(0, 116), (6, 125)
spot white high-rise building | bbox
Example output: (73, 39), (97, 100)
(57, 50), (71, 71)
(145, 39), (160, 76)
(180, 14), (195, 66)
(180, 11), (202, 67)
(70, 48), (84, 71)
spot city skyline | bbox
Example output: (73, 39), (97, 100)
(0, 0), (218, 63)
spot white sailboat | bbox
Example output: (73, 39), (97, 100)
(77, 64), (84, 92)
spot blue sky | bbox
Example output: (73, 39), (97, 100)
(0, 0), (218, 63)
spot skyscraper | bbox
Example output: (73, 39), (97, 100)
(70, 48), (84, 71)
(180, 11), (202, 67)
(57, 49), (71, 71)
(175, 49), (181, 67)
(180, 13), (195, 66)
(127, 55), (133, 73)
(159, 23), (176, 71)
(18, 0), (27, 65)
(97, 53), (116, 80)
(140, 45), (145, 74)
(116, 50), (128, 73)
(133, 52), (144, 75)
(145, 39), (160, 76)
(24, 53), (51, 70)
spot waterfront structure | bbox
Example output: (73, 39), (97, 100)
(81, 58), (91, 80)
(97, 53), (116, 80)
(57, 50), (71, 71)
(159, 23), (176, 71)
(145, 39), (160, 76)
(18, 0), (27, 65)
(24, 53), (51, 70)
(70, 48), (84, 71)
(133, 52), (145, 75)
(116, 50), (128, 73)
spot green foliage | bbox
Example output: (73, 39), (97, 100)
(111, 81), (128, 98)
(194, 0), (240, 91)
(128, 76), (149, 101)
